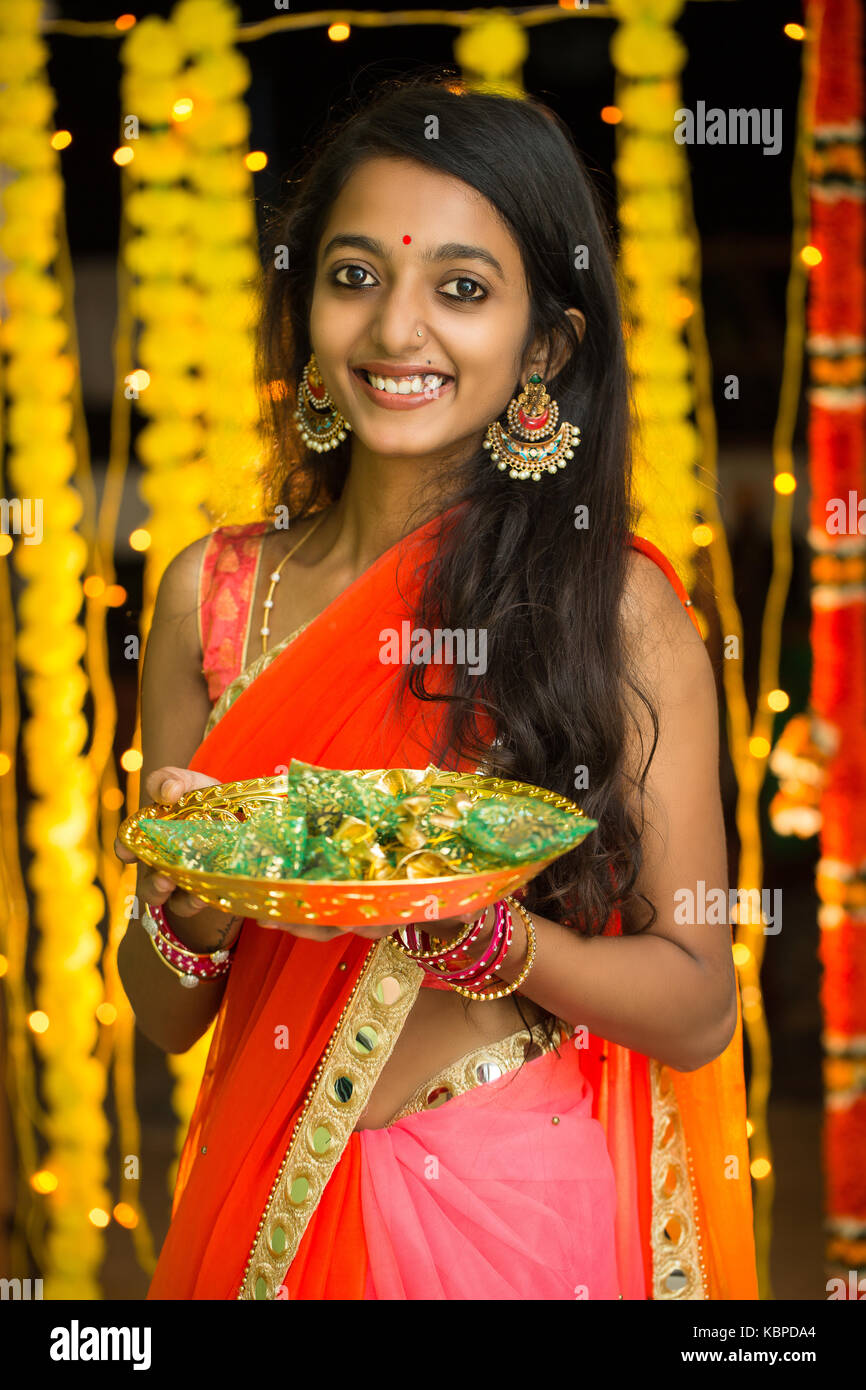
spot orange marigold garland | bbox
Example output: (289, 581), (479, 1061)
(773, 0), (866, 1288)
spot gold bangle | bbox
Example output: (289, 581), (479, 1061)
(144, 924), (205, 986)
(147, 902), (237, 961)
(446, 896), (536, 1002)
(388, 912), (482, 961)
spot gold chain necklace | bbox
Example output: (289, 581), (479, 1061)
(260, 511), (329, 655)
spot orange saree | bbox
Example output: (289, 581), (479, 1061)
(146, 505), (758, 1300)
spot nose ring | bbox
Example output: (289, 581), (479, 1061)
(416, 329), (423, 338)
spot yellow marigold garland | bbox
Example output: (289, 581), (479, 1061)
(609, 0), (701, 585)
(121, 0), (263, 1196)
(121, 13), (209, 600)
(120, 10), (214, 1200)
(0, 0), (109, 1297)
(454, 13), (528, 99)
(174, 0), (263, 529)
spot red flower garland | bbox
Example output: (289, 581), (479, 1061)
(801, 0), (866, 1285)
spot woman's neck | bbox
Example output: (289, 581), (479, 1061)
(313, 459), (455, 575)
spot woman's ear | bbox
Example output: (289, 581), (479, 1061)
(523, 308), (586, 382)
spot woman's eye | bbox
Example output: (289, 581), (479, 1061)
(333, 264), (375, 288)
(441, 277), (486, 302)
(332, 266), (485, 301)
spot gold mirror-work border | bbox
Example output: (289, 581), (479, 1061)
(649, 1058), (707, 1299)
(237, 971), (707, 1298)
(237, 935), (423, 1300)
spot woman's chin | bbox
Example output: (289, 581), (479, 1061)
(350, 424), (455, 459)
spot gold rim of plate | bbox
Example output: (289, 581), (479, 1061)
(117, 770), (597, 926)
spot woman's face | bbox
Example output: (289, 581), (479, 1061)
(309, 156), (536, 464)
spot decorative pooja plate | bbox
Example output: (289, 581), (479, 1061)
(117, 766), (597, 927)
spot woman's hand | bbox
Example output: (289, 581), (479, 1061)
(253, 904), (496, 945)
(114, 766), (242, 952)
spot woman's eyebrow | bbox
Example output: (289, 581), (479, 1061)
(321, 233), (505, 280)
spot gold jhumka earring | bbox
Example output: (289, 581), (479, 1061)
(483, 373), (580, 481)
(294, 353), (352, 452)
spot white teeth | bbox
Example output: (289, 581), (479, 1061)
(363, 370), (447, 394)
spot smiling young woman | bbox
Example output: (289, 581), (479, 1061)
(120, 73), (758, 1302)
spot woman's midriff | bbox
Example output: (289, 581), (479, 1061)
(351, 988), (554, 1130)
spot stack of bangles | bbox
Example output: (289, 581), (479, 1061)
(389, 895), (535, 1001)
(142, 901), (239, 988)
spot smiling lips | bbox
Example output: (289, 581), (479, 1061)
(352, 365), (454, 410)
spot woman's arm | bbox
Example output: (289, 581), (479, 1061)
(481, 550), (738, 1072)
(116, 537), (237, 1054)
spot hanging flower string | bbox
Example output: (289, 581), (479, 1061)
(609, 0), (703, 588)
(0, 0), (109, 1299)
(179, 0), (265, 531)
(798, 0), (866, 1281)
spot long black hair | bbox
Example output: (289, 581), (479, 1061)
(255, 73), (659, 1041)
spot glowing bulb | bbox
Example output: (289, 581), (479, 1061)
(327, 22), (350, 41)
(692, 523), (713, 547)
(0, 753), (11, 776)
(121, 749), (143, 773)
(126, 369), (150, 393)
(741, 985), (762, 1008)
(749, 735), (771, 758)
(31, 1170), (59, 1194)
(784, 23), (806, 40)
(732, 942), (751, 967)
(113, 1202), (138, 1229)
(115, 13), (136, 30)
(750, 1157), (772, 1180)
(774, 471), (796, 494)
(51, 131), (72, 151)
(89, 1208), (110, 1228)
(128, 528), (150, 552)
(674, 295), (694, 321)
(83, 575), (105, 598)
(0, 535), (11, 557)
(746, 1119), (754, 1138)
(96, 1003), (117, 1025)
(102, 787), (126, 811)
(172, 98), (194, 122)
(601, 106), (622, 125)
(104, 585), (127, 607)
(245, 151), (268, 172)
(767, 689), (789, 712)
(113, 147), (134, 167)
(28, 1011), (49, 1034)
(800, 244), (822, 266)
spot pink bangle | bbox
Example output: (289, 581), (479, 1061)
(142, 903), (235, 988)
(396, 909), (488, 962)
(454, 912), (515, 990)
(425, 900), (513, 985)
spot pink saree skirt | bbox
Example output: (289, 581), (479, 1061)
(356, 1039), (624, 1299)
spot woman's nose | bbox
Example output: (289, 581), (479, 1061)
(369, 285), (428, 355)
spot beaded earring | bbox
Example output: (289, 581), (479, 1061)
(483, 373), (580, 481)
(294, 353), (351, 452)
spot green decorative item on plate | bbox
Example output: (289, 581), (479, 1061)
(460, 796), (586, 864)
(117, 761), (598, 926)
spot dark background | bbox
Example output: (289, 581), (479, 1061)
(28, 0), (824, 1298)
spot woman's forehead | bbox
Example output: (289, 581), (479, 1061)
(317, 157), (520, 266)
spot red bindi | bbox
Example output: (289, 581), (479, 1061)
(402, 234), (411, 244)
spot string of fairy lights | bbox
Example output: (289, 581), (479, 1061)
(0, 0), (830, 1297)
